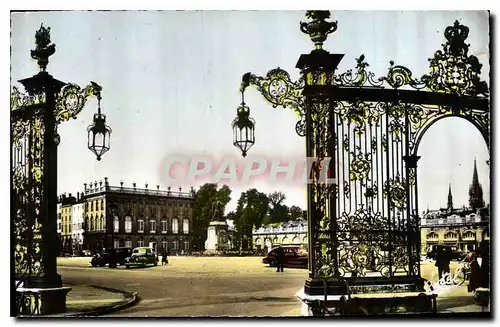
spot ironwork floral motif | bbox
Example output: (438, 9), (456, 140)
(14, 117), (45, 290)
(383, 175), (407, 209)
(335, 55), (384, 87)
(350, 151), (371, 181)
(55, 82), (103, 123)
(422, 20), (489, 96)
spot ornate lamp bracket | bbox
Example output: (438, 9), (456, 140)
(239, 68), (306, 136)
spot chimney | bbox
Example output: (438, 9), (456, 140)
(104, 177), (109, 188)
(133, 182), (136, 188)
(120, 180), (124, 188)
(84, 183), (87, 191)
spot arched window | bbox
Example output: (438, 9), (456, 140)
(463, 230), (475, 240)
(273, 237), (279, 245)
(427, 232), (439, 240)
(114, 216), (120, 232)
(444, 231), (458, 240)
(282, 236), (289, 244)
(172, 219), (179, 234)
(292, 236), (300, 244)
(183, 219), (189, 234)
(125, 216), (132, 233)
(255, 238), (262, 246)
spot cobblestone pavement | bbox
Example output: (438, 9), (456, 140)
(57, 257), (488, 316)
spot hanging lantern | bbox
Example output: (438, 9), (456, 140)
(87, 89), (111, 161)
(232, 100), (255, 157)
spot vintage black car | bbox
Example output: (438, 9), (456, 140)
(91, 247), (132, 267)
(426, 246), (466, 261)
(262, 245), (308, 269)
(125, 247), (158, 268)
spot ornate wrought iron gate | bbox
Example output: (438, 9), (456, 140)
(12, 25), (103, 316)
(236, 11), (489, 311)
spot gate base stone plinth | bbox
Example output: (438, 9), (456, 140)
(296, 287), (437, 316)
(16, 286), (72, 316)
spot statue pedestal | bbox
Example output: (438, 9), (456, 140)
(205, 221), (230, 253)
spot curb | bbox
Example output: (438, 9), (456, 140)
(63, 284), (140, 317)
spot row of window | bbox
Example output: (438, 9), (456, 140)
(87, 199), (104, 212)
(427, 230), (478, 240)
(114, 239), (189, 251)
(114, 217), (189, 234)
(85, 199), (191, 214)
(255, 236), (307, 245)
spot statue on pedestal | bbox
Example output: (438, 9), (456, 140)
(205, 199), (230, 252)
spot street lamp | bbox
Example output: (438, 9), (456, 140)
(232, 86), (255, 157)
(11, 24), (111, 316)
(87, 82), (112, 161)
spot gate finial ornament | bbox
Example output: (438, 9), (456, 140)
(31, 24), (56, 72)
(300, 11), (338, 50)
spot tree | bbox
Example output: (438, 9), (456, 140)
(233, 189), (269, 250)
(268, 191), (289, 223)
(289, 205), (303, 220)
(191, 183), (232, 251)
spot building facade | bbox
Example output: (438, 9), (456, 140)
(59, 193), (79, 254)
(71, 201), (85, 253)
(252, 220), (308, 254)
(420, 159), (490, 254)
(82, 178), (195, 255)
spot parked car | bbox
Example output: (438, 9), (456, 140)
(426, 246), (466, 261)
(91, 247), (132, 267)
(262, 245), (308, 269)
(125, 247), (158, 268)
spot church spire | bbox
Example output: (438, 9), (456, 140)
(447, 183), (453, 212)
(469, 158), (485, 210)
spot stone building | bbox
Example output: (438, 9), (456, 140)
(252, 220), (308, 254)
(420, 159), (490, 254)
(71, 200), (85, 253)
(59, 193), (79, 254)
(82, 178), (195, 255)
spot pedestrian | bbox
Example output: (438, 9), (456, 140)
(468, 251), (482, 292)
(276, 245), (285, 273)
(435, 246), (452, 280)
(162, 249), (168, 265)
(478, 240), (490, 288)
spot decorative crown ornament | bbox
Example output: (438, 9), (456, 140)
(31, 24), (56, 71)
(300, 10), (338, 50)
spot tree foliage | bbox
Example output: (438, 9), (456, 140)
(267, 191), (290, 224)
(233, 189), (269, 249)
(191, 183), (232, 251)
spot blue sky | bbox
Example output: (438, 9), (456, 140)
(10, 10), (490, 214)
